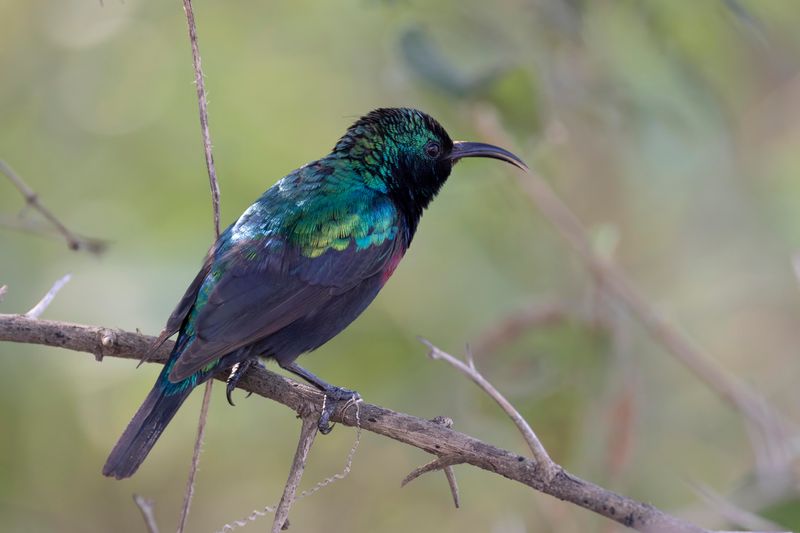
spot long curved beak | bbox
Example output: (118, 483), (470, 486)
(450, 141), (528, 171)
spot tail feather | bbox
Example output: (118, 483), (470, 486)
(103, 379), (193, 479)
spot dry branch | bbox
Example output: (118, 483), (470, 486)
(472, 300), (575, 357)
(0, 160), (107, 254)
(133, 494), (160, 533)
(177, 1), (223, 529)
(0, 313), (750, 533)
(26, 274), (71, 319)
(272, 416), (319, 532)
(421, 338), (558, 481)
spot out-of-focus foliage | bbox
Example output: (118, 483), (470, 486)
(1, 1), (800, 532)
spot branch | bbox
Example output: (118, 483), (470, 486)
(472, 300), (573, 357)
(182, 0), (221, 238)
(272, 415), (318, 532)
(133, 494), (160, 533)
(0, 160), (107, 254)
(178, 0), (223, 529)
(26, 274), (71, 319)
(0, 313), (747, 533)
(400, 415), (461, 508)
(176, 371), (213, 533)
(421, 338), (558, 481)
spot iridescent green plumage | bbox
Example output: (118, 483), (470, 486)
(103, 108), (526, 479)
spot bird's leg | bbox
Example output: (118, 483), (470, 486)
(225, 359), (257, 406)
(277, 360), (360, 434)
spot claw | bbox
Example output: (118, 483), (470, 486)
(317, 386), (360, 434)
(226, 360), (255, 406)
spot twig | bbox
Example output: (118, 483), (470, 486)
(469, 104), (796, 475)
(176, 376), (213, 533)
(182, 0), (221, 238)
(442, 460), (461, 509)
(217, 401), (363, 533)
(401, 455), (464, 487)
(133, 494), (160, 533)
(402, 415), (461, 508)
(472, 300), (572, 356)
(693, 483), (785, 533)
(25, 274), (71, 319)
(272, 415), (319, 532)
(177, 0), (223, 529)
(0, 160), (107, 254)
(420, 338), (558, 482)
(0, 285), (7, 303)
(0, 313), (775, 533)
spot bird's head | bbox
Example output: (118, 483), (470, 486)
(333, 108), (526, 225)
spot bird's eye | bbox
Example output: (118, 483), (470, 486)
(424, 141), (441, 159)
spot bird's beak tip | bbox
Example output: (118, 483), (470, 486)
(450, 141), (528, 172)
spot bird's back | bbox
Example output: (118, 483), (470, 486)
(166, 158), (407, 381)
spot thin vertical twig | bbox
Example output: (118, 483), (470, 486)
(177, 1), (223, 531)
(182, 0), (221, 239)
(272, 416), (319, 533)
(176, 377), (214, 533)
(134, 494), (161, 533)
(216, 402), (363, 533)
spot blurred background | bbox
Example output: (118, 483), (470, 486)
(2, 0), (800, 531)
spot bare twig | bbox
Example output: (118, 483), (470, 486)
(0, 285), (7, 303)
(420, 338), (558, 482)
(177, 0), (223, 529)
(442, 460), (461, 509)
(1, 314), (781, 533)
(693, 484), (785, 533)
(401, 455), (464, 487)
(402, 415), (461, 508)
(272, 415), (319, 532)
(25, 274), (71, 319)
(176, 375), (213, 533)
(472, 300), (572, 356)
(217, 401), (363, 533)
(182, 0), (221, 238)
(469, 105), (796, 475)
(133, 494), (161, 533)
(0, 160), (107, 254)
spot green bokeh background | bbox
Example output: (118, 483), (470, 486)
(2, 1), (800, 532)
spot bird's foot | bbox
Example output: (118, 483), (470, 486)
(318, 386), (360, 435)
(226, 359), (257, 406)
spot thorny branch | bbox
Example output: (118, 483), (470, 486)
(0, 160), (107, 254)
(0, 314), (783, 533)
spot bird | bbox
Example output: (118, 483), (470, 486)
(103, 107), (526, 479)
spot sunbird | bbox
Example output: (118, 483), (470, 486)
(104, 108), (526, 479)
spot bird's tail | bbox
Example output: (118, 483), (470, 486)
(102, 368), (195, 480)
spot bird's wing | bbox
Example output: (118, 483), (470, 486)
(167, 230), (401, 382)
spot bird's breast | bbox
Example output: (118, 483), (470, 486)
(380, 245), (407, 285)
